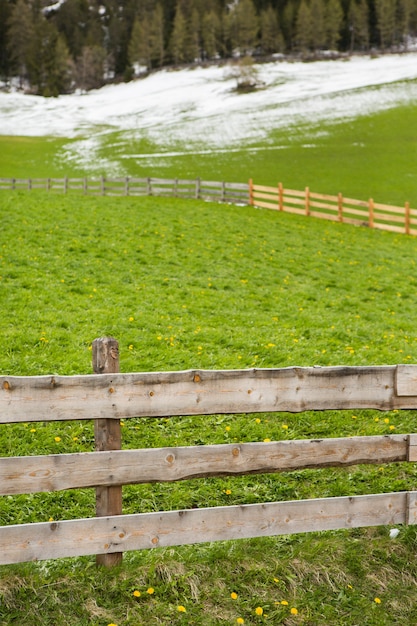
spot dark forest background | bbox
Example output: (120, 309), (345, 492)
(1, 0), (416, 95)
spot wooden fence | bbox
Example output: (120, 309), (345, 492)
(1, 175), (415, 237)
(249, 180), (417, 237)
(2, 336), (417, 567)
(0, 176), (249, 204)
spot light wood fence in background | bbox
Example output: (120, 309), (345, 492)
(249, 180), (417, 237)
(2, 337), (417, 567)
(1, 176), (416, 237)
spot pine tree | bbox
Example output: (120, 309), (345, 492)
(375, 0), (396, 49)
(226, 0), (259, 56)
(325, 0), (344, 50)
(348, 0), (369, 50)
(295, 0), (312, 53)
(7, 0), (35, 86)
(170, 5), (187, 63)
(76, 45), (106, 91)
(260, 5), (284, 53)
(149, 4), (165, 67)
(202, 10), (222, 58)
(128, 16), (150, 70)
(282, 0), (298, 50)
(310, 0), (326, 51)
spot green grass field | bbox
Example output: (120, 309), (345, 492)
(1, 75), (417, 624)
(1, 190), (417, 625)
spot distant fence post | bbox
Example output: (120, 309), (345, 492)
(369, 198), (374, 228)
(249, 178), (254, 205)
(92, 336), (122, 567)
(195, 177), (201, 199)
(405, 202), (410, 235)
(305, 186), (310, 216)
(338, 193), (343, 222)
(278, 182), (284, 211)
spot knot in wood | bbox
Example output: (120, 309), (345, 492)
(193, 374), (201, 383)
(2, 380), (10, 390)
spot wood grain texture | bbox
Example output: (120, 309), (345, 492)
(0, 435), (408, 495)
(1, 365), (417, 425)
(0, 492), (408, 565)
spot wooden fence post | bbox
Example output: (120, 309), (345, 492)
(338, 193), (343, 222)
(249, 178), (254, 206)
(305, 186), (310, 216)
(405, 202), (410, 235)
(369, 198), (374, 228)
(195, 177), (201, 199)
(92, 336), (123, 567)
(278, 182), (284, 211)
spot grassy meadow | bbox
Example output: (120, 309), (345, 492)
(1, 190), (417, 625)
(1, 69), (417, 624)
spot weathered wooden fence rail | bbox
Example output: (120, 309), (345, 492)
(2, 337), (417, 566)
(249, 180), (417, 237)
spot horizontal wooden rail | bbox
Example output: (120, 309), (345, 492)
(0, 434), (409, 495)
(2, 364), (417, 424)
(0, 491), (415, 565)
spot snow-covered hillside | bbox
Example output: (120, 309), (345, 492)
(1, 53), (417, 173)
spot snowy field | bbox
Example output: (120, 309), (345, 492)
(1, 52), (417, 173)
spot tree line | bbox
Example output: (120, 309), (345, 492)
(1, 0), (416, 96)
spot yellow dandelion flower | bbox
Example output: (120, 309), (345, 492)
(177, 605), (186, 613)
(282, 424), (288, 430)
(225, 426), (231, 432)
(255, 418), (261, 424)
(374, 597), (381, 604)
(107, 623), (118, 626)
(129, 316), (134, 321)
(384, 418), (390, 424)
(236, 619), (245, 624)
(54, 436), (61, 443)
(255, 607), (263, 616)
(290, 608), (298, 615)
(133, 590), (141, 598)
(231, 592), (238, 600)
(389, 425), (396, 430)
(49, 517), (54, 522)
(224, 489), (232, 495)
(281, 600), (289, 606)
(147, 587), (154, 594)
(30, 428), (36, 433)
(263, 438), (271, 443)
(273, 578), (279, 583)
(128, 344), (133, 350)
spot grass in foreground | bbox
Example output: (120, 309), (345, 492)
(1, 192), (417, 624)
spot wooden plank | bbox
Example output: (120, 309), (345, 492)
(253, 191), (278, 201)
(0, 492), (408, 565)
(342, 197), (370, 208)
(253, 200), (279, 210)
(309, 191), (339, 202)
(407, 434), (417, 462)
(373, 212), (405, 224)
(282, 195), (305, 206)
(281, 188), (305, 197)
(373, 223), (404, 234)
(0, 434), (407, 495)
(282, 206), (305, 216)
(309, 200), (338, 212)
(225, 182), (249, 190)
(309, 211), (342, 222)
(252, 184), (276, 193)
(2, 365), (417, 424)
(372, 201), (405, 215)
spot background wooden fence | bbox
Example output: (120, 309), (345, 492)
(249, 180), (417, 237)
(0, 176), (249, 204)
(1, 175), (415, 237)
(1, 337), (417, 567)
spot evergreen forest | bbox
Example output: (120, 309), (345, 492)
(1, 0), (417, 96)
